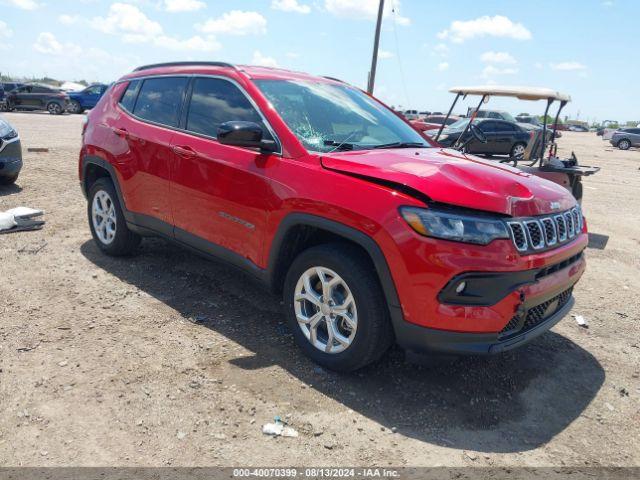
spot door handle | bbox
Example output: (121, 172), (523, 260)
(112, 127), (129, 138)
(172, 145), (197, 158)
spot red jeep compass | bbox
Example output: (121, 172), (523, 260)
(79, 62), (587, 372)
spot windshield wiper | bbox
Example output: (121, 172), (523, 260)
(371, 142), (428, 149)
(323, 140), (356, 151)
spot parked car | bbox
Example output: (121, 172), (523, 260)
(411, 114), (462, 134)
(5, 83), (70, 115)
(1, 82), (25, 110)
(403, 109), (419, 120)
(610, 128), (640, 150)
(0, 116), (22, 185)
(80, 62), (587, 372)
(470, 109), (517, 122)
(67, 83), (110, 114)
(568, 124), (589, 132)
(437, 118), (531, 158)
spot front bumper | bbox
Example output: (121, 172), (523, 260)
(0, 137), (22, 176)
(395, 293), (574, 355)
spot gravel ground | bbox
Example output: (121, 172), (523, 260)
(0, 112), (638, 467)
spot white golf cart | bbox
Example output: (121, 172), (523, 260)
(433, 86), (600, 202)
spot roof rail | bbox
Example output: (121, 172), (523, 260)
(133, 61), (235, 72)
(322, 76), (345, 83)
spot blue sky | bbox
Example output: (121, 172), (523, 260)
(0, 0), (637, 123)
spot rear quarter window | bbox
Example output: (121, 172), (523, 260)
(119, 80), (141, 112)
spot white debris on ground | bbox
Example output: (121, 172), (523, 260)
(574, 315), (589, 328)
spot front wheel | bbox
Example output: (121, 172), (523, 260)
(618, 139), (631, 150)
(88, 178), (141, 256)
(0, 174), (18, 185)
(68, 100), (83, 114)
(510, 142), (527, 159)
(283, 243), (393, 372)
(47, 102), (64, 115)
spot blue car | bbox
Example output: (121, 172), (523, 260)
(66, 84), (109, 114)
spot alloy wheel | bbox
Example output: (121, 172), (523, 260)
(48, 103), (62, 115)
(619, 140), (630, 150)
(293, 266), (357, 354)
(92, 190), (117, 245)
(512, 144), (526, 158)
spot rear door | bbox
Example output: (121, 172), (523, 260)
(109, 76), (189, 228)
(169, 76), (280, 266)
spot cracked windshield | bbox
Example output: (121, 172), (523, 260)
(255, 79), (431, 153)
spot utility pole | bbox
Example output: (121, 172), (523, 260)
(367, 0), (385, 94)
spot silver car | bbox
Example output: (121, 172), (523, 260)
(0, 116), (22, 185)
(610, 128), (640, 150)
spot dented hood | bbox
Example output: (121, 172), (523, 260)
(320, 148), (576, 217)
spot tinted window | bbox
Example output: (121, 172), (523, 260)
(133, 77), (189, 128)
(494, 122), (516, 132)
(186, 77), (271, 139)
(32, 86), (54, 94)
(85, 85), (102, 95)
(479, 121), (498, 131)
(119, 80), (141, 112)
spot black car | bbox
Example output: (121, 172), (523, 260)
(437, 118), (531, 158)
(5, 83), (70, 115)
(0, 82), (25, 111)
(0, 116), (22, 185)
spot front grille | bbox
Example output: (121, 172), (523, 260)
(506, 207), (582, 254)
(500, 287), (573, 338)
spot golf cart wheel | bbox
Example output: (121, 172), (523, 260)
(88, 178), (141, 256)
(0, 174), (18, 185)
(283, 243), (393, 372)
(510, 142), (527, 159)
(47, 102), (63, 115)
(618, 139), (631, 150)
(68, 100), (84, 114)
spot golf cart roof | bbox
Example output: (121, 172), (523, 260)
(449, 86), (571, 102)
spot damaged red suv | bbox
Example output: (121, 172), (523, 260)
(79, 62), (587, 371)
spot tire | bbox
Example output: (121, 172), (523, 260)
(87, 178), (141, 256)
(47, 102), (63, 115)
(510, 142), (527, 159)
(617, 139), (631, 150)
(283, 243), (394, 372)
(68, 100), (84, 114)
(0, 174), (18, 185)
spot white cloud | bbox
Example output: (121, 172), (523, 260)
(437, 62), (449, 71)
(163, 0), (206, 13)
(58, 14), (80, 25)
(550, 61), (587, 71)
(252, 50), (278, 68)
(0, 20), (13, 38)
(480, 51), (516, 64)
(91, 3), (163, 42)
(33, 32), (81, 56)
(271, 0), (310, 14)
(433, 43), (448, 57)
(197, 10), (267, 36)
(324, 0), (410, 26)
(155, 35), (221, 52)
(378, 50), (394, 59)
(481, 65), (518, 78)
(6, 0), (40, 10)
(438, 15), (531, 43)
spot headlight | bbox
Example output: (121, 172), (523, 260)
(0, 121), (13, 138)
(400, 207), (510, 245)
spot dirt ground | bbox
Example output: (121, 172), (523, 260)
(0, 112), (638, 467)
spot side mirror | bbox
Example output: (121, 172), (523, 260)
(217, 121), (278, 153)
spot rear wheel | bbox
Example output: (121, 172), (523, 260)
(510, 142), (526, 159)
(88, 178), (140, 256)
(68, 100), (83, 114)
(0, 174), (18, 185)
(47, 102), (63, 115)
(283, 243), (393, 372)
(618, 139), (631, 150)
